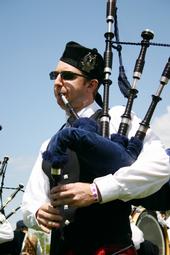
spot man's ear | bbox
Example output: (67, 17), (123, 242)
(87, 79), (99, 91)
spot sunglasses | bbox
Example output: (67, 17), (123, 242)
(49, 71), (88, 81)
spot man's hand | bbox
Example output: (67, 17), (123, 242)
(50, 182), (97, 208)
(36, 203), (63, 233)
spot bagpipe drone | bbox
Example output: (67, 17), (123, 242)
(0, 156), (24, 219)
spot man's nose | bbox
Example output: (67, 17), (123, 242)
(54, 74), (63, 87)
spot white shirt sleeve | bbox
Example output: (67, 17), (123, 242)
(94, 105), (170, 203)
(21, 140), (51, 230)
(0, 213), (14, 244)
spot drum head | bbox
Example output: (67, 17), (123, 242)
(136, 210), (166, 255)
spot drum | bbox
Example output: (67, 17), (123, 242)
(131, 207), (170, 255)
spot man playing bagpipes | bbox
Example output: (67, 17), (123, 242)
(21, 41), (170, 255)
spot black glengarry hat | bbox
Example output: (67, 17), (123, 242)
(60, 41), (104, 85)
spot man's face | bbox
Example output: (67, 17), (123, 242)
(53, 61), (94, 112)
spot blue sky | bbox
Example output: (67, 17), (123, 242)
(0, 0), (170, 229)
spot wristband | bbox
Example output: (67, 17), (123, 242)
(90, 183), (100, 202)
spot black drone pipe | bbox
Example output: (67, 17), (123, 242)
(118, 29), (154, 136)
(0, 157), (9, 176)
(0, 184), (24, 213)
(0, 157), (9, 214)
(6, 206), (21, 219)
(100, 0), (116, 137)
(135, 57), (170, 140)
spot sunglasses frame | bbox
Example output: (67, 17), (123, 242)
(49, 71), (88, 81)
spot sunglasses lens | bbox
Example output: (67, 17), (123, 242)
(49, 71), (59, 80)
(61, 72), (76, 80)
(49, 71), (85, 80)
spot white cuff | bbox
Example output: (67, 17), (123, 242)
(94, 174), (122, 203)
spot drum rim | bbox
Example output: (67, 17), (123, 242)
(131, 207), (169, 255)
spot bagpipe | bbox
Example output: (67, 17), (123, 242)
(0, 156), (24, 219)
(42, 57), (170, 208)
(42, 1), (170, 253)
(42, 1), (170, 209)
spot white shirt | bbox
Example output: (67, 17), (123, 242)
(0, 212), (14, 244)
(130, 222), (144, 250)
(21, 102), (170, 229)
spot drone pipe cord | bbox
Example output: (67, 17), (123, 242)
(112, 40), (170, 48)
(100, 0), (116, 138)
(118, 29), (154, 136)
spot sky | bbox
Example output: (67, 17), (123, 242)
(0, 0), (170, 229)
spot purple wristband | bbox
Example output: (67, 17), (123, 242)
(90, 183), (99, 202)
